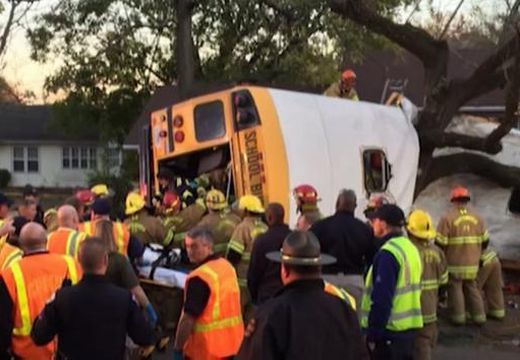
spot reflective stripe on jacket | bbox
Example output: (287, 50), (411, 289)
(361, 236), (423, 332)
(47, 228), (87, 259)
(324, 282), (356, 310)
(2, 253), (82, 359)
(0, 242), (22, 270)
(80, 221), (129, 256)
(184, 258), (244, 359)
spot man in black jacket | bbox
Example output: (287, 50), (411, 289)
(31, 237), (155, 360)
(247, 203), (291, 305)
(310, 189), (376, 306)
(238, 231), (366, 360)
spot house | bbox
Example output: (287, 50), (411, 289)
(0, 104), (122, 188)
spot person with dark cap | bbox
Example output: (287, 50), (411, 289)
(238, 231), (364, 360)
(247, 203), (291, 305)
(22, 185), (45, 225)
(361, 204), (423, 360)
(310, 189), (376, 306)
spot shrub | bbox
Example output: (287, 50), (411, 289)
(0, 169), (11, 189)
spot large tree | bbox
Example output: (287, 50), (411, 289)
(28, 0), (408, 143)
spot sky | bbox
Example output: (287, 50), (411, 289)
(0, 0), (509, 104)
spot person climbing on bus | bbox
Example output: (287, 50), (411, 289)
(324, 69), (359, 101)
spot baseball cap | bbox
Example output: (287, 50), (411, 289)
(0, 193), (13, 207)
(372, 204), (405, 227)
(91, 198), (111, 216)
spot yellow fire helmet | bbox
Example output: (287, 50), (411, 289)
(125, 192), (146, 215)
(206, 189), (227, 210)
(238, 194), (265, 214)
(91, 184), (109, 197)
(406, 209), (436, 240)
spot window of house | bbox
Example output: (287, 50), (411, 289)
(13, 146), (25, 172)
(194, 101), (226, 142)
(12, 146), (39, 173)
(362, 149), (392, 194)
(62, 146), (97, 169)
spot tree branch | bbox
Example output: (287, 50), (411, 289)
(0, 0), (19, 58)
(327, 0), (446, 67)
(420, 131), (502, 154)
(421, 153), (520, 190)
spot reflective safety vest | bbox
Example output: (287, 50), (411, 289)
(2, 253), (81, 359)
(80, 220), (129, 256)
(324, 282), (356, 310)
(47, 228), (87, 259)
(0, 242), (22, 270)
(184, 258), (244, 360)
(361, 236), (423, 332)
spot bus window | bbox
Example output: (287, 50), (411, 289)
(232, 90), (260, 130)
(363, 149), (392, 194)
(194, 101), (226, 142)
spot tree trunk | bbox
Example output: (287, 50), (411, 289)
(175, 0), (195, 98)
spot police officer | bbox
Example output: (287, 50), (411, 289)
(197, 190), (240, 256)
(361, 204), (423, 360)
(124, 192), (167, 246)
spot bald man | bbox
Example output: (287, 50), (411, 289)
(0, 222), (82, 359)
(32, 237), (155, 359)
(311, 189), (377, 306)
(247, 203), (291, 305)
(47, 205), (87, 259)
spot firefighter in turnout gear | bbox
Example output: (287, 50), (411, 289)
(436, 186), (488, 325)
(407, 209), (448, 360)
(478, 247), (505, 320)
(162, 191), (206, 248)
(124, 192), (167, 246)
(226, 195), (268, 317)
(197, 190), (240, 256)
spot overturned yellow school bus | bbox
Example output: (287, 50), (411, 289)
(140, 86), (419, 223)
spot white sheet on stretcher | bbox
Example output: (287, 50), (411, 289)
(138, 248), (187, 288)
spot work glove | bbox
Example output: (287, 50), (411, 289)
(173, 350), (184, 360)
(145, 303), (158, 329)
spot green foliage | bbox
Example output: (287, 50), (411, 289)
(28, 0), (409, 142)
(0, 169), (11, 189)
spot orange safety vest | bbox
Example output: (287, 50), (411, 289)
(0, 242), (22, 270)
(79, 220), (129, 256)
(47, 228), (87, 259)
(184, 258), (244, 360)
(1, 253), (82, 359)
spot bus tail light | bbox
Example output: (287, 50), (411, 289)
(173, 115), (184, 128)
(174, 131), (185, 143)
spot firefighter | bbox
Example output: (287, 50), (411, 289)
(323, 69), (359, 101)
(436, 186), (488, 325)
(226, 195), (268, 317)
(91, 184), (110, 199)
(43, 208), (58, 232)
(47, 205), (87, 259)
(363, 195), (389, 223)
(198, 189), (241, 256)
(478, 247), (505, 320)
(162, 191), (206, 248)
(293, 184), (322, 219)
(406, 209), (448, 360)
(70, 189), (94, 222)
(124, 192), (167, 246)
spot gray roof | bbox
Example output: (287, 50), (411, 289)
(0, 104), (98, 143)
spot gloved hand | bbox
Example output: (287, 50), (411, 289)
(145, 303), (158, 328)
(173, 350), (183, 360)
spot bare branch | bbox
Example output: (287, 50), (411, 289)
(421, 131), (502, 154)
(0, 0), (19, 58)
(437, 0), (465, 40)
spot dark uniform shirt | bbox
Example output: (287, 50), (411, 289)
(239, 279), (366, 360)
(106, 252), (139, 290)
(247, 224), (291, 304)
(31, 274), (154, 360)
(311, 211), (376, 275)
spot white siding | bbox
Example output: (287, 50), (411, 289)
(0, 144), (102, 188)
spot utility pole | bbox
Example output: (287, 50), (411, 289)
(175, 0), (195, 98)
